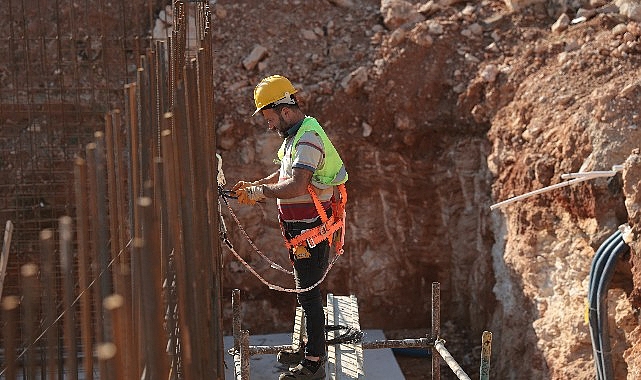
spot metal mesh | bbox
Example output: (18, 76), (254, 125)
(0, 0), (159, 298)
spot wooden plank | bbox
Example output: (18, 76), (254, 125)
(0, 220), (14, 299)
(326, 294), (364, 379)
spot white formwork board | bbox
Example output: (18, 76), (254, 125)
(326, 293), (364, 379)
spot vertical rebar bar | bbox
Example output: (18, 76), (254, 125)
(480, 331), (492, 380)
(93, 131), (114, 304)
(86, 142), (106, 372)
(40, 229), (59, 380)
(233, 289), (241, 353)
(59, 216), (79, 380)
(125, 82), (143, 376)
(96, 342), (117, 380)
(73, 157), (94, 379)
(105, 113), (122, 291)
(2, 295), (20, 380)
(0, 220), (14, 300)
(137, 196), (170, 380)
(21, 263), (39, 379)
(432, 282), (441, 380)
(241, 330), (250, 380)
(103, 294), (126, 380)
(110, 109), (137, 379)
(161, 124), (194, 379)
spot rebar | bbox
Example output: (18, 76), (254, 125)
(74, 157), (94, 379)
(60, 216), (79, 380)
(432, 281), (441, 380)
(0, 2), (222, 378)
(0, 221), (13, 300)
(480, 331), (492, 380)
(2, 296), (19, 379)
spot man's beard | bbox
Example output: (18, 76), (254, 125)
(276, 113), (292, 138)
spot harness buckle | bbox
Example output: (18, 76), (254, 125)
(306, 237), (316, 249)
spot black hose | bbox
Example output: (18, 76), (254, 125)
(588, 230), (622, 379)
(588, 229), (629, 380)
(596, 239), (628, 380)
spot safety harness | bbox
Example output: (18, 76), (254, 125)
(281, 183), (347, 254)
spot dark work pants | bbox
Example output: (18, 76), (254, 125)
(284, 217), (330, 358)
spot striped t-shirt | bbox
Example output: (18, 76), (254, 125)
(277, 121), (343, 223)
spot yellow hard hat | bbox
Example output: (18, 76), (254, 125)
(253, 75), (298, 116)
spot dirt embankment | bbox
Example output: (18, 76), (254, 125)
(210, 0), (641, 378)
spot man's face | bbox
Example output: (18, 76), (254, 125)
(260, 108), (290, 136)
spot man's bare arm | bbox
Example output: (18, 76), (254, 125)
(263, 168), (312, 199)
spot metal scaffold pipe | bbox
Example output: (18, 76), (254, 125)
(434, 340), (472, 380)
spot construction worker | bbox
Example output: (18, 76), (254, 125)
(232, 75), (348, 380)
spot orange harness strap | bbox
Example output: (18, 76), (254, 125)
(283, 184), (347, 254)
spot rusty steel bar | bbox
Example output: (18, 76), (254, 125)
(240, 330), (250, 380)
(2, 296), (20, 379)
(73, 157), (94, 379)
(59, 216), (79, 380)
(480, 331), (492, 380)
(0, 220), (14, 299)
(94, 131), (114, 303)
(183, 56), (219, 377)
(246, 337), (435, 356)
(105, 109), (137, 378)
(96, 342), (117, 380)
(432, 281), (441, 380)
(86, 142), (106, 361)
(159, 121), (183, 378)
(21, 263), (39, 379)
(173, 82), (202, 378)
(125, 80), (144, 377)
(104, 113), (122, 292)
(104, 294), (126, 380)
(137, 56), (153, 184)
(161, 123), (195, 379)
(233, 289), (241, 352)
(137, 196), (170, 380)
(40, 229), (59, 379)
(434, 340), (471, 380)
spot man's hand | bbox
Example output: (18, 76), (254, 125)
(231, 180), (254, 192)
(234, 184), (266, 205)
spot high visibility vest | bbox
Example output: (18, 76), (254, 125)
(277, 117), (348, 254)
(277, 116), (348, 186)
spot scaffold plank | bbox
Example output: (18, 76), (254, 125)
(326, 294), (364, 379)
(291, 307), (306, 352)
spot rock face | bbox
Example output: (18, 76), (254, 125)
(207, 1), (641, 379)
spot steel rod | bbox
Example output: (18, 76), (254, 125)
(432, 282), (441, 380)
(73, 157), (94, 379)
(0, 220), (14, 300)
(103, 294), (126, 380)
(59, 216), (79, 380)
(94, 131), (114, 303)
(2, 296), (20, 379)
(40, 229), (58, 379)
(86, 142), (106, 366)
(480, 331), (492, 380)
(21, 263), (39, 379)
(233, 289), (241, 352)
(138, 196), (170, 379)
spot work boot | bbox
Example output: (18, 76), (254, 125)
(277, 344), (305, 366)
(279, 358), (325, 380)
